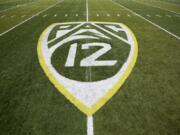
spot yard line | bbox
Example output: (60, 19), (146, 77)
(111, 0), (180, 40)
(175, 15), (180, 17)
(10, 15), (16, 18)
(0, 1), (64, 37)
(1, 15), (6, 18)
(0, 6), (17, 13)
(0, 0), (39, 13)
(86, 0), (89, 22)
(134, 0), (180, 15)
(127, 14), (131, 17)
(87, 116), (94, 135)
(43, 14), (47, 18)
(166, 14), (171, 17)
(155, 14), (162, 17)
(21, 15), (26, 18)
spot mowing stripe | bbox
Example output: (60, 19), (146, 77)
(0, 0), (64, 37)
(111, 0), (180, 40)
(135, 0), (180, 15)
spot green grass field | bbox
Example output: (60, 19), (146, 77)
(0, 0), (180, 135)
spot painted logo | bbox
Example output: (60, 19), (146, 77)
(37, 22), (138, 116)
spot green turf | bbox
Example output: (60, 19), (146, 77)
(0, 0), (180, 135)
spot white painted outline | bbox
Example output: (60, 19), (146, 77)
(111, 0), (180, 40)
(0, 0), (64, 36)
(37, 21), (138, 135)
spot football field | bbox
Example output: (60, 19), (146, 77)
(0, 0), (180, 135)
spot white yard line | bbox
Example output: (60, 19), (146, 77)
(135, 0), (180, 15)
(87, 116), (94, 135)
(0, 0), (39, 13)
(85, 1), (93, 135)
(0, 1), (63, 36)
(86, 0), (89, 22)
(0, 6), (18, 13)
(111, 0), (180, 40)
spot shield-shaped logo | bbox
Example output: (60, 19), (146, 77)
(37, 22), (138, 116)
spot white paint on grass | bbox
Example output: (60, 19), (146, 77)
(0, 0), (64, 36)
(87, 116), (94, 135)
(43, 14), (47, 18)
(96, 14), (99, 16)
(39, 22), (134, 107)
(111, 0), (180, 40)
(155, 14), (162, 17)
(65, 43), (78, 67)
(1, 15), (6, 18)
(146, 14), (151, 17)
(175, 15), (180, 17)
(65, 14), (68, 17)
(166, 14), (171, 17)
(86, 0), (89, 21)
(21, 15), (26, 18)
(0, 0), (39, 13)
(76, 14), (79, 17)
(80, 43), (117, 67)
(54, 14), (57, 17)
(135, 0), (180, 15)
(117, 14), (120, 16)
(127, 14), (131, 17)
(107, 14), (110, 16)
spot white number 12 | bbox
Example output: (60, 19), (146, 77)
(65, 43), (117, 67)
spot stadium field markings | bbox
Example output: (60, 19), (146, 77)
(155, 14), (162, 17)
(43, 14), (48, 18)
(111, 0), (180, 40)
(1, 13), (179, 20)
(0, 0), (40, 13)
(86, 0), (89, 21)
(0, 15), (6, 18)
(134, 0), (180, 15)
(0, 0), (64, 36)
(10, 15), (16, 18)
(38, 21), (138, 135)
(21, 15), (26, 18)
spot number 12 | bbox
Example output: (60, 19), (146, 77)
(65, 43), (117, 67)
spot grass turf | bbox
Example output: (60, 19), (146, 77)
(0, 0), (180, 135)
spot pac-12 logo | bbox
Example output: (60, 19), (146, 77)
(37, 22), (138, 116)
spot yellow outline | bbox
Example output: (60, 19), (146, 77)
(37, 22), (138, 116)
